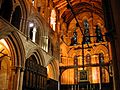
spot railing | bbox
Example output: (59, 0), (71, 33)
(60, 83), (112, 90)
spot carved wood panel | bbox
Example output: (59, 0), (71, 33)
(22, 57), (47, 90)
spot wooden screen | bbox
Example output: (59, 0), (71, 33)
(47, 78), (58, 90)
(22, 57), (47, 90)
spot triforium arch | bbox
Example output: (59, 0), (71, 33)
(0, 0), (13, 21)
(26, 16), (45, 43)
(11, 6), (22, 29)
(0, 0), (26, 31)
(26, 15), (49, 52)
(17, 0), (29, 33)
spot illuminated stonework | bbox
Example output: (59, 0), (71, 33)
(0, 39), (11, 90)
(59, 0), (112, 84)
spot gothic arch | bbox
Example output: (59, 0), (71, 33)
(17, 0), (30, 33)
(0, 0), (13, 21)
(0, 23), (25, 90)
(11, 6), (22, 29)
(0, 39), (11, 90)
(34, 16), (46, 44)
(0, 17), (25, 68)
(26, 48), (45, 66)
(61, 69), (74, 84)
(6, 32), (25, 68)
(93, 44), (108, 54)
(23, 52), (47, 90)
(47, 59), (59, 80)
(47, 64), (55, 79)
(26, 15), (46, 44)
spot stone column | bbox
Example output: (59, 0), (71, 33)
(18, 67), (24, 90)
(10, 66), (21, 90)
(15, 67), (21, 90)
(9, 66), (18, 90)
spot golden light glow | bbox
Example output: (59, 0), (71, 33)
(50, 9), (56, 31)
(92, 67), (100, 83)
(59, 0), (112, 85)
(0, 39), (11, 90)
(61, 69), (74, 84)
(47, 64), (54, 79)
(0, 39), (9, 51)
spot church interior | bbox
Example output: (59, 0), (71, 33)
(0, 0), (120, 90)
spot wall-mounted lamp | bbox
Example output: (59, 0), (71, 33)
(29, 22), (34, 27)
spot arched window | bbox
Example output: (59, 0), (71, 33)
(11, 6), (21, 29)
(83, 19), (91, 44)
(99, 53), (104, 64)
(99, 53), (109, 83)
(70, 29), (77, 46)
(95, 25), (103, 42)
(28, 22), (37, 42)
(0, 0), (13, 21)
(32, 0), (34, 5)
(86, 54), (91, 65)
(86, 54), (92, 82)
(50, 9), (56, 31)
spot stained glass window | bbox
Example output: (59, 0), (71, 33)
(86, 54), (91, 65)
(83, 19), (91, 44)
(99, 53), (104, 64)
(95, 25), (103, 42)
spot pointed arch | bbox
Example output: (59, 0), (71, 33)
(6, 31), (25, 67)
(0, 16), (25, 68)
(47, 59), (59, 80)
(0, 0), (13, 21)
(17, 0), (29, 33)
(11, 6), (22, 29)
(26, 48), (45, 66)
(23, 53), (47, 90)
(0, 39), (11, 90)
(93, 44), (108, 54)
(61, 69), (74, 84)
(26, 15), (49, 53)
(0, 20), (25, 90)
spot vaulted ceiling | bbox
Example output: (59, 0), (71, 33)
(53, 0), (107, 60)
(53, 0), (103, 24)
